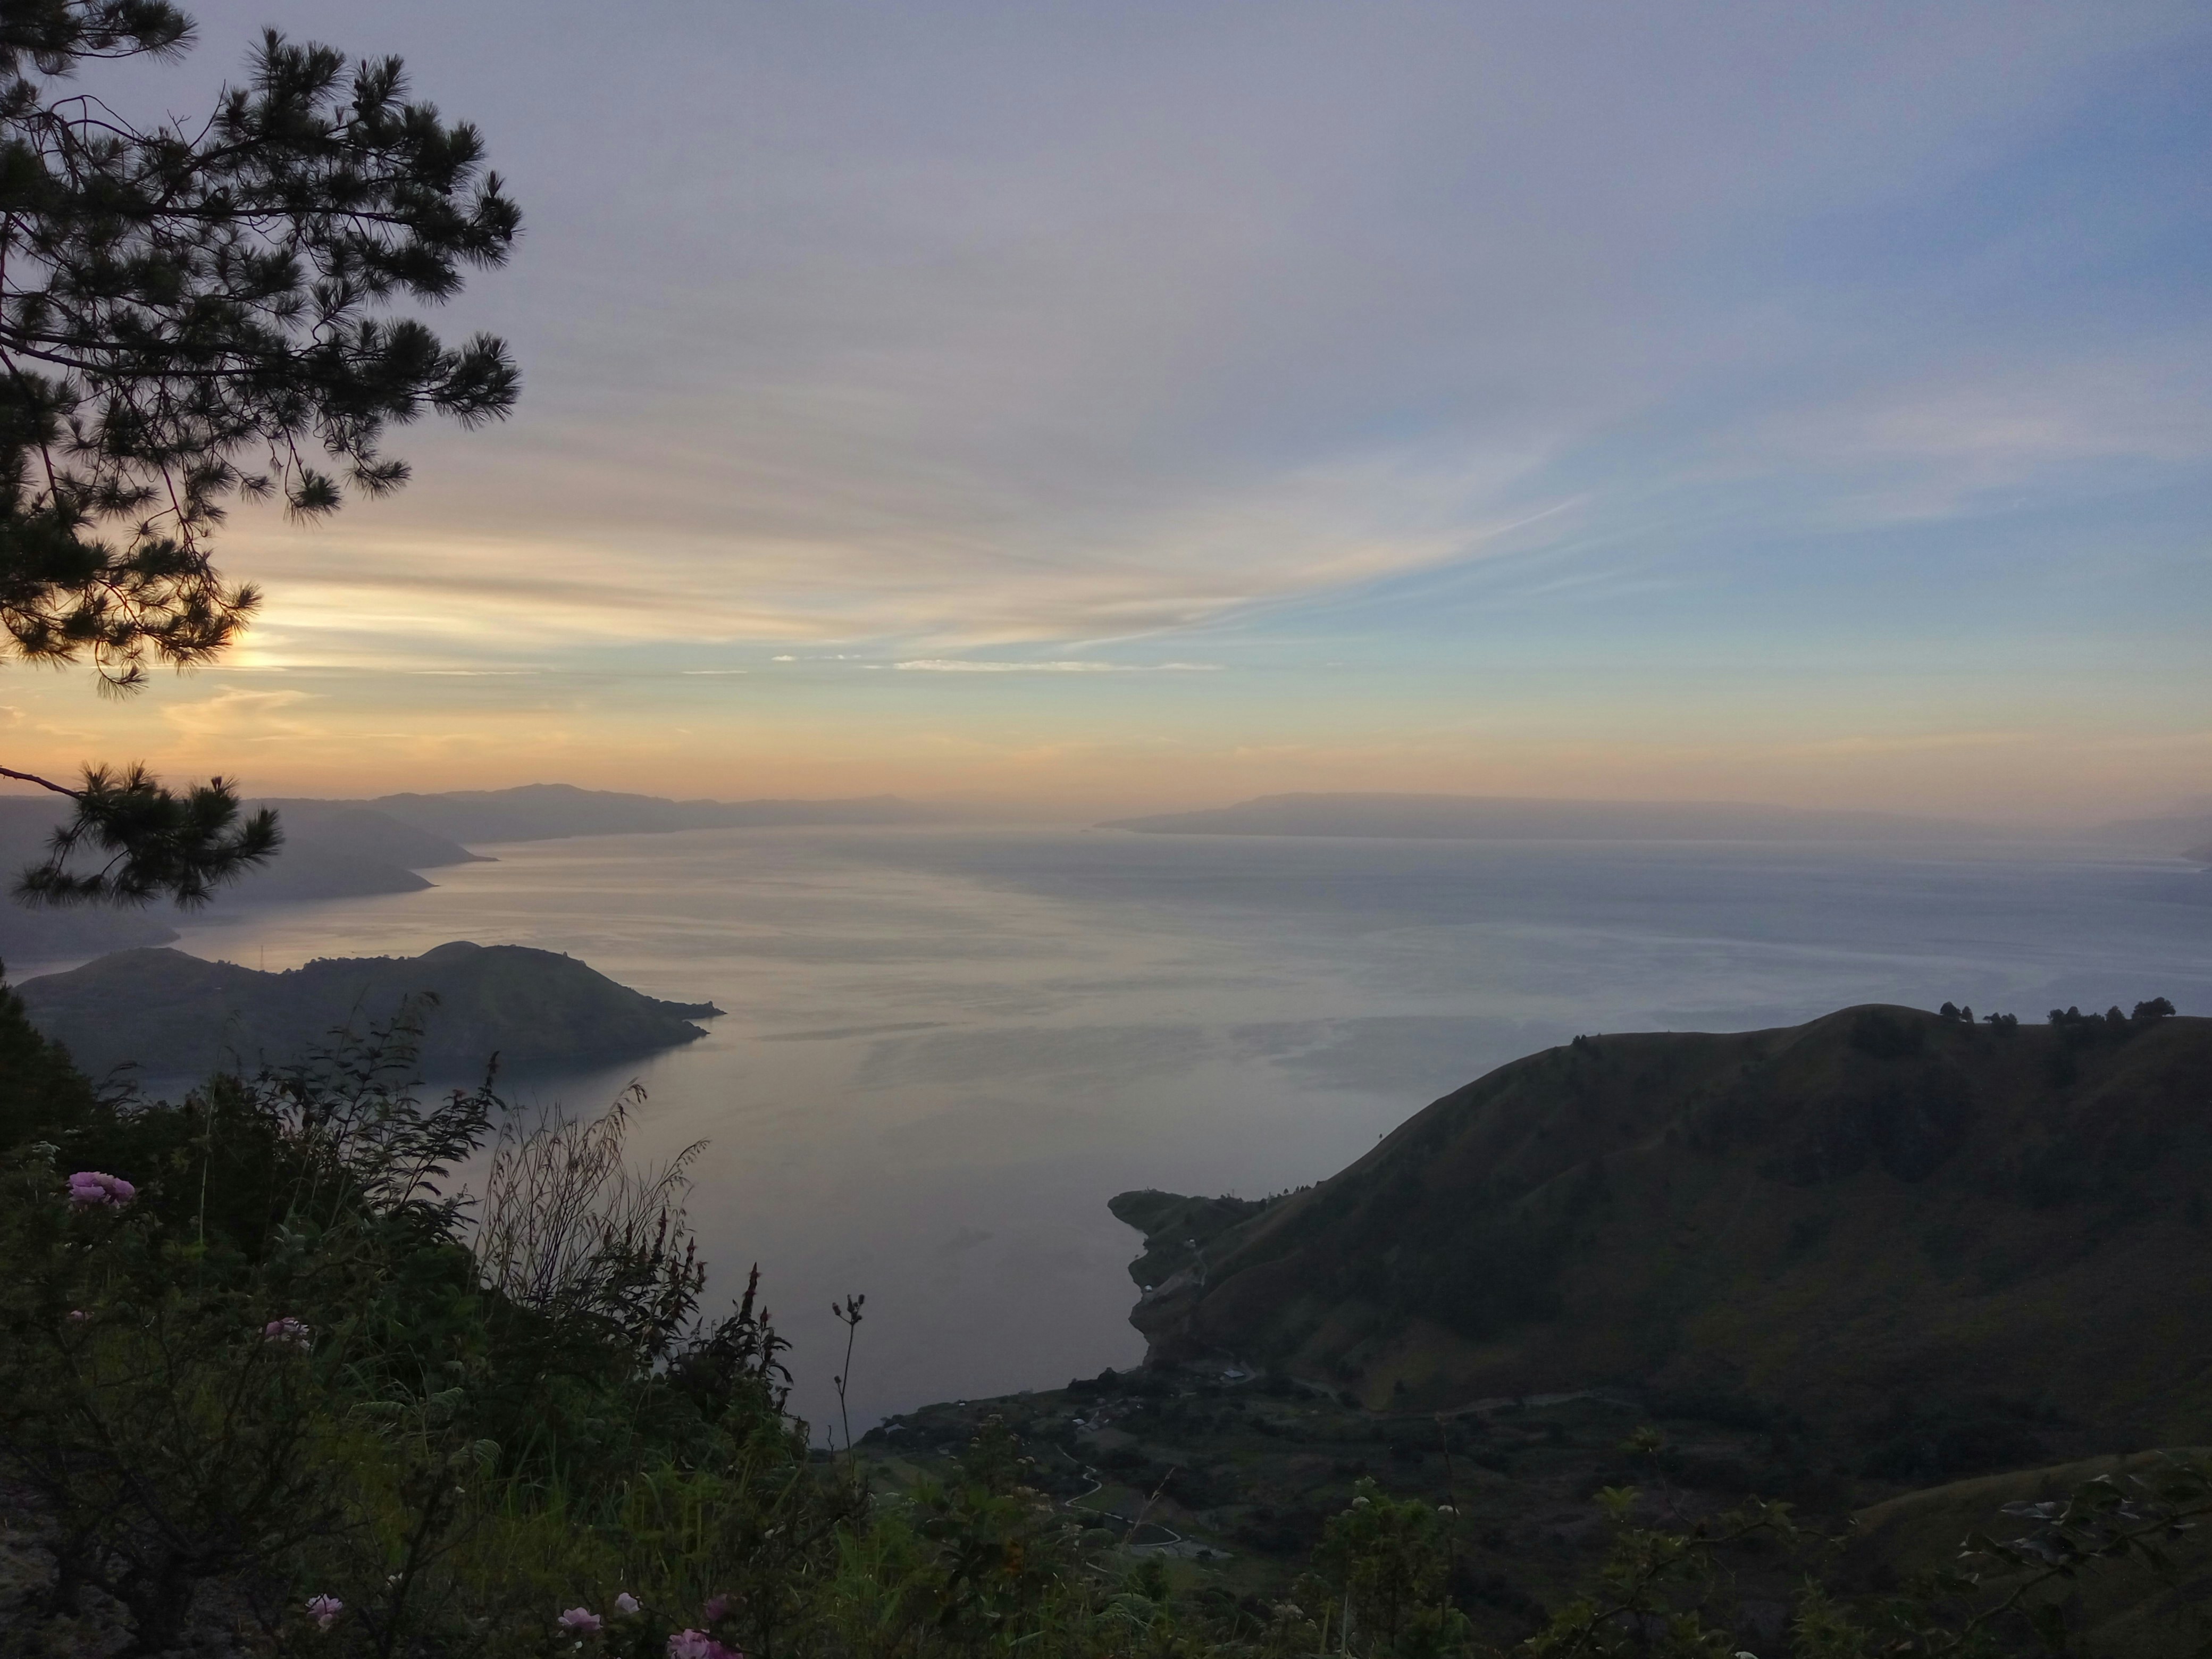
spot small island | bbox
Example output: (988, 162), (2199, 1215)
(13, 940), (724, 1080)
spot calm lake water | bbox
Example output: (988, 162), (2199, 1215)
(76, 825), (2212, 1433)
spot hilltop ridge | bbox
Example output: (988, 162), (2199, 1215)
(1122, 1002), (2212, 1460)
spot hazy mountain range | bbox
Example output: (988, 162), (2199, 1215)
(3, 783), (2203, 971)
(2088, 799), (2212, 859)
(300, 782), (948, 845)
(0, 797), (488, 968)
(1105, 792), (2212, 852)
(0, 785), (941, 967)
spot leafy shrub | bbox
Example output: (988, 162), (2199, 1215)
(0, 1009), (836, 1656)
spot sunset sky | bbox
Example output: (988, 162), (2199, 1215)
(4, 1), (2207, 820)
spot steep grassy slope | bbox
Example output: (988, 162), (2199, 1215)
(15, 940), (722, 1079)
(1128, 1007), (2212, 1456)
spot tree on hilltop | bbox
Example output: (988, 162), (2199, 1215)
(0, 0), (518, 903)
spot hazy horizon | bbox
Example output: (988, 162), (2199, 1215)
(13, 778), (2212, 836)
(5, 776), (2212, 835)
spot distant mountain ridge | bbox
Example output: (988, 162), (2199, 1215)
(1108, 792), (2212, 855)
(14, 940), (722, 1081)
(2087, 803), (2212, 858)
(1122, 1004), (2212, 1453)
(1103, 792), (2000, 843)
(0, 797), (485, 968)
(334, 783), (945, 845)
(0, 784), (944, 968)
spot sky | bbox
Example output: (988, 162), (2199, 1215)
(3, 0), (2208, 820)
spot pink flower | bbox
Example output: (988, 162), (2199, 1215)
(262, 1316), (313, 1348)
(702, 1594), (733, 1623)
(668, 1632), (740, 1659)
(615, 1592), (641, 1616)
(305, 1594), (342, 1631)
(66, 1171), (135, 1209)
(66, 1309), (90, 1322)
(557, 1607), (602, 1633)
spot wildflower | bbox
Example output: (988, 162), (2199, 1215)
(557, 1607), (602, 1633)
(262, 1317), (313, 1348)
(668, 1632), (740, 1659)
(615, 1593), (641, 1616)
(66, 1309), (89, 1322)
(702, 1594), (733, 1622)
(305, 1594), (342, 1631)
(66, 1171), (135, 1209)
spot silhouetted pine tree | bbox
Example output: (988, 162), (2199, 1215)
(0, 1), (518, 903)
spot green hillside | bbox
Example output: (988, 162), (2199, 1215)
(1126, 1004), (2212, 1463)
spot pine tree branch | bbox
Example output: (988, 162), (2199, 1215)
(0, 763), (82, 797)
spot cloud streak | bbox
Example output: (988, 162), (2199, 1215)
(893, 660), (1221, 674)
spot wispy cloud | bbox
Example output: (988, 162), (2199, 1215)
(191, 2), (2206, 675)
(893, 659), (1222, 673)
(160, 688), (320, 741)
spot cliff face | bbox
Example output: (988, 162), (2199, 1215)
(1124, 1007), (2212, 1448)
(14, 940), (722, 1080)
